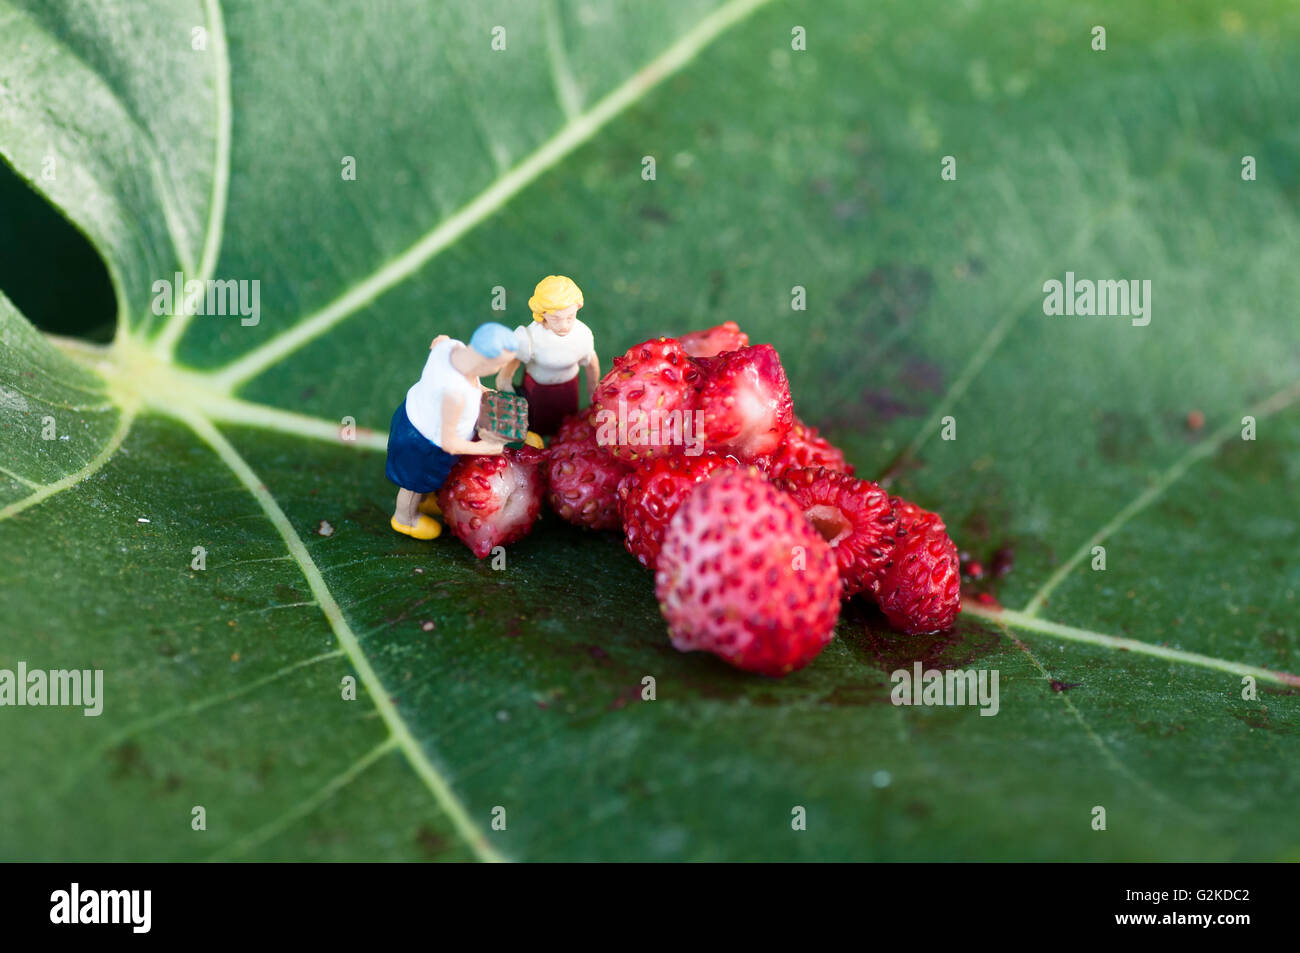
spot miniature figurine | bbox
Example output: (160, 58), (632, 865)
(386, 323), (520, 539)
(495, 275), (600, 436)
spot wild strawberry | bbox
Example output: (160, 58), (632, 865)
(679, 320), (749, 358)
(655, 471), (841, 676)
(554, 409), (596, 446)
(545, 442), (629, 531)
(437, 446), (545, 558)
(764, 416), (855, 480)
(875, 522), (961, 634)
(843, 495), (950, 598)
(777, 467), (892, 596)
(888, 496), (945, 536)
(590, 338), (702, 464)
(694, 344), (793, 461)
(617, 452), (738, 569)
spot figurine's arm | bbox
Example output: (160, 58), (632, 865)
(495, 358), (520, 393)
(583, 352), (601, 397)
(439, 394), (504, 455)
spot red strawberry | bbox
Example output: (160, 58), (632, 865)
(545, 442), (629, 531)
(554, 409), (596, 446)
(765, 416), (855, 480)
(777, 467), (892, 596)
(590, 338), (702, 464)
(437, 446), (545, 558)
(694, 344), (793, 461)
(655, 471), (841, 676)
(679, 320), (749, 358)
(875, 522), (961, 634)
(845, 495), (949, 598)
(888, 495), (945, 536)
(617, 452), (738, 569)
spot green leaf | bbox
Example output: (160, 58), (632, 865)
(2, 0), (1298, 861)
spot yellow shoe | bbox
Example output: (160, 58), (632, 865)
(418, 495), (442, 516)
(391, 514), (442, 540)
(523, 431), (545, 449)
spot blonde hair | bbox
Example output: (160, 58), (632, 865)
(528, 275), (583, 322)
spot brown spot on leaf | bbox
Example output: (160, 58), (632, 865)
(108, 741), (147, 782)
(275, 583), (305, 603)
(607, 683), (644, 711)
(415, 824), (451, 858)
(834, 264), (934, 328)
(900, 358), (945, 394)
(991, 546), (1015, 578)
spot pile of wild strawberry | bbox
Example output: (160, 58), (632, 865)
(435, 321), (961, 677)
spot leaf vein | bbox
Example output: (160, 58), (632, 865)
(1023, 380), (1300, 615)
(0, 405), (134, 523)
(967, 603), (1300, 688)
(545, 0), (583, 120)
(178, 408), (507, 862)
(59, 649), (344, 795)
(151, 0), (233, 358)
(208, 0), (777, 393)
(206, 736), (398, 861)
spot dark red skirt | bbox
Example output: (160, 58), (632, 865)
(522, 373), (580, 436)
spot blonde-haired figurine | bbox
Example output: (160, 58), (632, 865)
(495, 275), (599, 436)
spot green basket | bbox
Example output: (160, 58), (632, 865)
(476, 389), (530, 443)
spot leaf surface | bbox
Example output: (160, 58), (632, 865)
(1, 0), (1298, 860)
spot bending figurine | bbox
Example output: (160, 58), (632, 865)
(386, 322), (519, 539)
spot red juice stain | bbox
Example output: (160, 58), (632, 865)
(991, 546), (1015, 578)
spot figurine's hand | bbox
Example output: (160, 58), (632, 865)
(430, 333), (450, 350)
(495, 358), (520, 393)
(471, 431), (509, 454)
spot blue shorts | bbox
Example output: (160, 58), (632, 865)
(385, 400), (458, 494)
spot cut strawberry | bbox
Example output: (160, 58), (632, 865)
(777, 467), (892, 596)
(694, 344), (793, 461)
(679, 320), (749, 358)
(437, 446), (545, 558)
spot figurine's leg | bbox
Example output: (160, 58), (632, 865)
(394, 489), (421, 524)
(391, 489), (441, 539)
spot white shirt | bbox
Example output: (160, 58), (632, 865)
(512, 319), (595, 385)
(405, 339), (482, 446)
